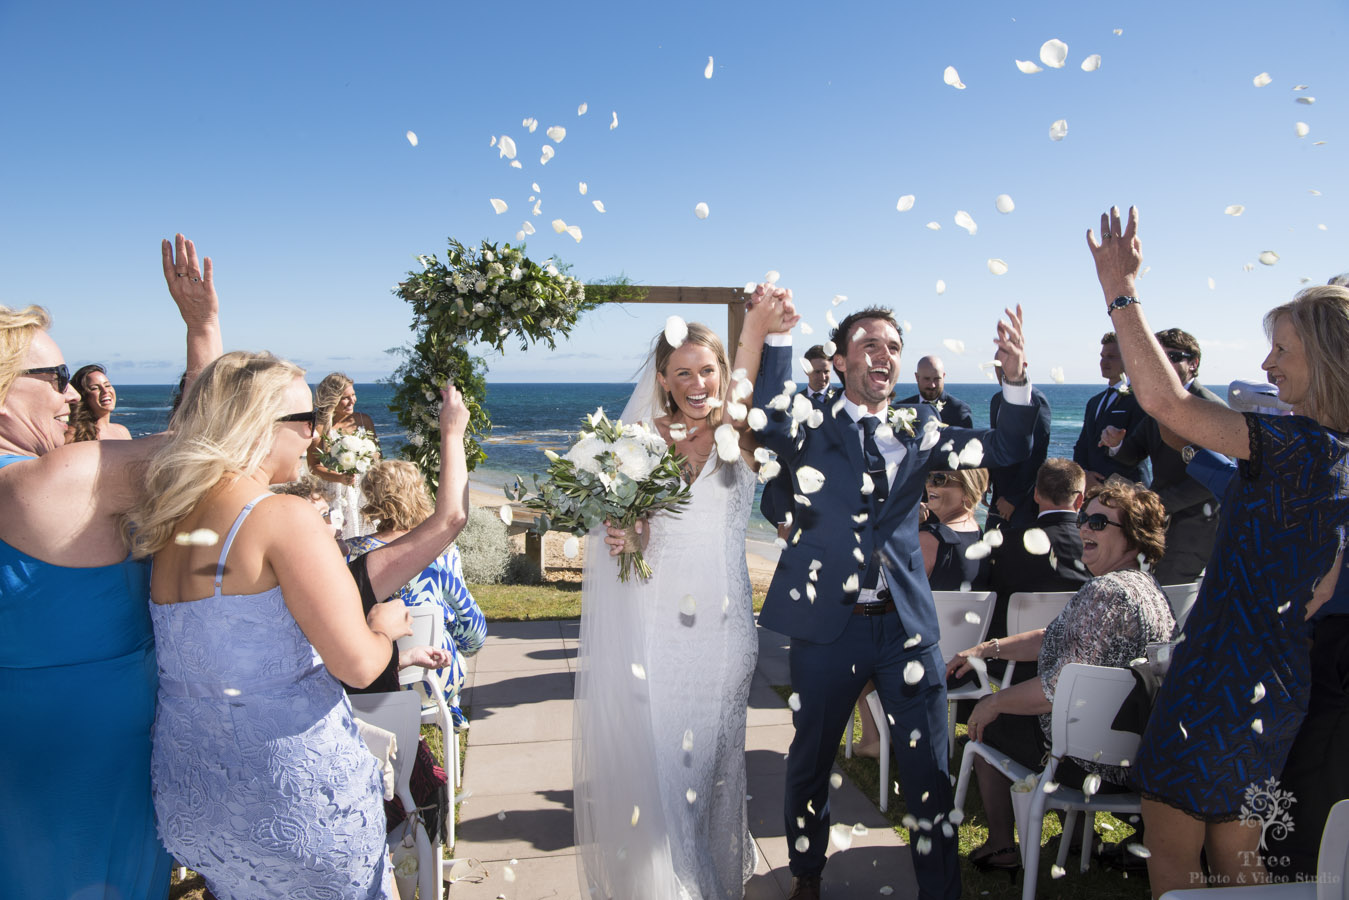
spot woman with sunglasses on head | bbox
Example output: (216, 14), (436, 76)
(946, 479), (1175, 874)
(0, 236), (220, 900)
(1089, 207), (1349, 897)
(125, 351), (414, 899)
(920, 467), (993, 590)
(67, 363), (133, 442)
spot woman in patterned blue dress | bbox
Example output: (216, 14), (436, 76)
(1089, 206), (1349, 897)
(348, 459), (487, 727)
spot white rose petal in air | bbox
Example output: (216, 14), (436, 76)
(832, 294), (847, 306)
(523, 117), (538, 132)
(694, 202), (710, 219)
(521, 221), (535, 235)
(1208, 277), (1216, 290)
(926, 221), (941, 231)
(1051, 865), (1067, 880)
(747, 408), (768, 431)
(174, 528), (220, 547)
(964, 611), (982, 626)
(796, 466), (826, 494)
(1049, 119), (1069, 141)
(551, 219), (567, 234)
(498, 505), (513, 526)
(995, 194), (1015, 214)
(964, 541), (991, 560)
(794, 836), (810, 853)
(631, 663), (647, 680)
(631, 806), (641, 826)
(1023, 528), (1052, 555)
(1294, 84), (1309, 91)
(842, 573), (859, 593)
(592, 200), (606, 213)
(958, 439), (984, 468)
(726, 400), (748, 422)
(1253, 72), (1273, 87)
(904, 660), (925, 685)
(1113, 27), (1123, 35)
(984, 529), (1004, 548)
(563, 536), (580, 559)
(406, 130), (419, 147)
(532, 200), (541, 216)
(578, 102), (588, 115)
(546, 125), (566, 143)
(943, 65), (966, 90)
(799, 322), (814, 336)
(610, 111), (618, 130)
(954, 210), (978, 235)
(942, 338), (965, 355)
(1225, 205), (1245, 216)
(714, 424), (741, 462)
(1318, 224), (1328, 231)
(988, 258), (1009, 276)
(1040, 38), (1069, 68)
(579, 182), (588, 195)
(1083, 773), (1102, 797)
(509, 160), (522, 169)
(934, 280), (946, 295)
(489, 198), (508, 214)
(1253, 718), (1264, 734)
(830, 823), (854, 851)
(1259, 251), (1280, 266)
(679, 594), (697, 617)
(665, 316), (689, 346)
(1251, 682), (1266, 704)
(1081, 54), (1102, 72)
(704, 56), (714, 79)
(1296, 122), (1310, 138)
(686, 788), (697, 804)
(788, 692), (802, 711)
(1244, 263), (1255, 272)
(1015, 59), (1043, 74)
(825, 310), (838, 329)
(540, 145), (555, 164)
(904, 634), (922, 649)
(498, 135), (517, 159)
(1050, 366), (1066, 384)
(515, 231), (524, 241)
(1296, 96), (1315, 105)
(896, 194), (916, 212)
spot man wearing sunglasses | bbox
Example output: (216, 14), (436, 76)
(1099, 328), (1225, 584)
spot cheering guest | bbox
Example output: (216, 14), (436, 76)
(899, 354), (974, 428)
(67, 363), (132, 442)
(1073, 333), (1147, 486)
(1088, 206), (1349, 897)
(920, 468), (991, 590)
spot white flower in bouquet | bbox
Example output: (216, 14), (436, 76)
(319, 428), (380, 476)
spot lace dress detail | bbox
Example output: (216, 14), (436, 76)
(575, 453), (760, 899)
(149, 495), (391, 900)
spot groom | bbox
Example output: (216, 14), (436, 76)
(752, 305), (1035, 900)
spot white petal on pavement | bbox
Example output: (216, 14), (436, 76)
(1040, 38), (1069, 68)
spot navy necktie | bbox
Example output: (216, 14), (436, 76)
(859, 416), (891, 590)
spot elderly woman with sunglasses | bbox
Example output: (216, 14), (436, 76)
(945, 479), (1176, 874)
(1089, 207), (1349, 897)
(0, 236), (220, 900)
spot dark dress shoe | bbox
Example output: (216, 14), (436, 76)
(788, 873), (822, 900)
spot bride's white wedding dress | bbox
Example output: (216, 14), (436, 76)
(573, 434), (760, 899)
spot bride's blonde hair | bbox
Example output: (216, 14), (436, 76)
(123, 351), (306, 558)
(653, 322), (730, 429)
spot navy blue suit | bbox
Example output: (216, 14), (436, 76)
(1073, 385), (1148, 483)
(897, 391), (974, 429)
(753, 344), (1036, 899)
(987, 388), (1052, 528)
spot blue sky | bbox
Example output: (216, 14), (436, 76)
(0, 0), (1343, 386)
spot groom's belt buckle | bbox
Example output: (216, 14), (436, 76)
(853, 588), (895, 616)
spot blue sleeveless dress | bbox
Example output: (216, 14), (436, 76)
(149, 493), (392, 899)
(0, 453), (172, 900)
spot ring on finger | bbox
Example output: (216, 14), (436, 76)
(190, 277), (200, 283)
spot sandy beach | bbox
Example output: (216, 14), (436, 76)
(468, 479), (781, 592)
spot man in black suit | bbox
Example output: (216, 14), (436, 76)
(760, 344), (832, 536)
(1100, 328), (1226, 584)
(1073, 332), (1147, 486)
(987, 366), (1053, 529)
(899, 354), (973, 428)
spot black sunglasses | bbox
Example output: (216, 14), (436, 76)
(1164, 349), (1194, 363)
(1078, 510), (1123, 532)
(277, 410), (318, 433)
(20, 364), (71, 393)
(928, 472), (953, 487)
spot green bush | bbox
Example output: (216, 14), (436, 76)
(505, 553), (544, 586)
(457, 507), (510, 585)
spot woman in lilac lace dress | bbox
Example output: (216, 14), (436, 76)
(127, 352), (413, 900)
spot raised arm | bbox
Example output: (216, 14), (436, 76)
(732, 284), (798, 459)
(361, 385), (470, 601)
(161, 233), (222, 397)
(1088, 207), (1252, 459)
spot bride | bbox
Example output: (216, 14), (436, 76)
(573, 286), (798, 899)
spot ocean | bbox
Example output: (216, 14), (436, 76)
(110, 381), (1105, 539)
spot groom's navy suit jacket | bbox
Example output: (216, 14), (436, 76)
(753, 344), (1037, 649)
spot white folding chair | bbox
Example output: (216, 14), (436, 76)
(1161, 581), (1201, 635)
(843, 690), (892, 811)
(933, 590), (997, 758)
(954, 663), (1143, 900)
(996, 591), (1076, 687)
(351, 690), (443, 900)
(396, 607), (461, 849)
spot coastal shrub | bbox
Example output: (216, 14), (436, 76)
(457, 507), (511, 585)
(505, 553), (543, 586)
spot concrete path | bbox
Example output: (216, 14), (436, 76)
(447, 618), (917, 899)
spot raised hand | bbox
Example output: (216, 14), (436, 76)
(744, 283), (800, 336)
(993, 304), (1027, 381)
(162, 233), (218, 328)
(1086, 205), (1144, 304)
(439, 384), (469, 438)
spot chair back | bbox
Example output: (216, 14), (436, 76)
(1161, 582), (1201, 635)
(1006, 590), (1076, 635)
(932, 590), (996, 661)
(1319, 798), (1349, 900)
(397, 606), (444, 688)
(1049, 663), (1140, 766)
(349, 690), (423, 802)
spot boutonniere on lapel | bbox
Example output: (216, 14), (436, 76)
(883, 406), (919, 438)
(932, 399), (946, 416)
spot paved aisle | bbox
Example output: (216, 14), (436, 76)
(448, 618), (916, 899)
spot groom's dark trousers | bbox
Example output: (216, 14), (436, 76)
(752, 340), (1035, 900)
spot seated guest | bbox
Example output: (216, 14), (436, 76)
(1101, 328), (1226, 584)
(947, 479), (1175, 873)
(348, 459), (487, 727)
(986, 365), (1052, 529)
(920, 468), (991, 590)
(67, 363), (132, 442)
(899, 354), (974, 428)
(1073, 332), (1148, 487)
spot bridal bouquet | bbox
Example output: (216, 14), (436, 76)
(319, 428), (380, 476)
(510, 409), (692, 582)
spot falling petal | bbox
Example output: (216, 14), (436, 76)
(904, 634), (922, 648)
(497, 810), (506, 821)
(954, 210), (978, 235)
(926, 221), (941, 230)
(678, 594), (696, 617)
(1225, 204), (1245, 216)
(664, 316), (689, 347)
(592, 200), (606, 213)
(1083, 773), (1102, 797)
(832, 294), (847, 306)
(563, 536), (580, 559)
(1180, 721), (1189, 740)
(498, 135), (517, 159)
(406, 130), (419, 147)
(694, 202), (710, 219)
(726, 400), (748, 422)
(1128, 843), (1152, 859)
(1049, 119), (1069, 141)
(995, 194), (1015, 214)
(1023, 528), (1051, 555)
(1253, 718), (1264, 734)
(509, 160), (522, 169)
(794, 836), (810, 853)
(964, 541), (991, 560)
(531, 182), (540, 192)
(988, 258), (1009, 275)
(829, 823), (854, 851)
(1251, 682), (1266, 704)
(686, 788), (697, 804)
(1113, 27), (1123, 35)
(540, 145), (555, 164)
(896, 194), (916, 212)
(515, 231), (524, 241)
(631, 805), (641, 826)
(1040, 38), (1069, 68)
(489, 198), (508, 214)
(829, 772), (844, 789)
(532, 200), (541, 216)
(1296, 96), (1315, 105)
(1051, 865), (1067, 879)
(797, 466), (826, 494)
(747, 408), (768, 431)
(788, 692), (802, 711)
(1296, 122), (1310, 138)
(880, 885), (896, 895)
(1208, 277), (1217, 291)
(174, 528), (220, 547)
(799, 322), (814, 336)
(1318, 224), (1328, 231)
(1050, 366), (1066, 383)
(1244, 263), (1255, 272)
(714, 424), (740, 462)
(943, 65), (966, 90)
(1310, 189), (1322, 195)
(1253, 72), (1273, 87)
(860, 472), (875, 496)
(579, 182), (588, 195)
(610, 111), (618, 130)
(904, 660), (925, 685)
(942, 338), (966, 354)
(936, 279), (946, 295)
(565, 225), (584, 242)
(825, 310), (838, 328)
(498, 505), (513, 525)
(704, 56), (714, 79)
(578, 102), (588, 115)
(984, 529), (1004, 548)
(1081, 54), (1102, 72)
(1015, 59), (1043, 74)
(546, 125), (567, 143)
(765, 270), (780, 284)
(842, 573), (859, 593)
(551, 219), (567, 234)
(1259, 251), (1280, 266)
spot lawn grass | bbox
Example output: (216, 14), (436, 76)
(769, 685), (1150, 900)
(472, 580), (766, 620)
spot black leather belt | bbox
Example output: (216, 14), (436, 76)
(852, 589), (895, 617)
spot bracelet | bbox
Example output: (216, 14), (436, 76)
(990, 637), (1001, 659)
(1001, 372), (1028, 387)
(1107, 295), (1140, 314)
